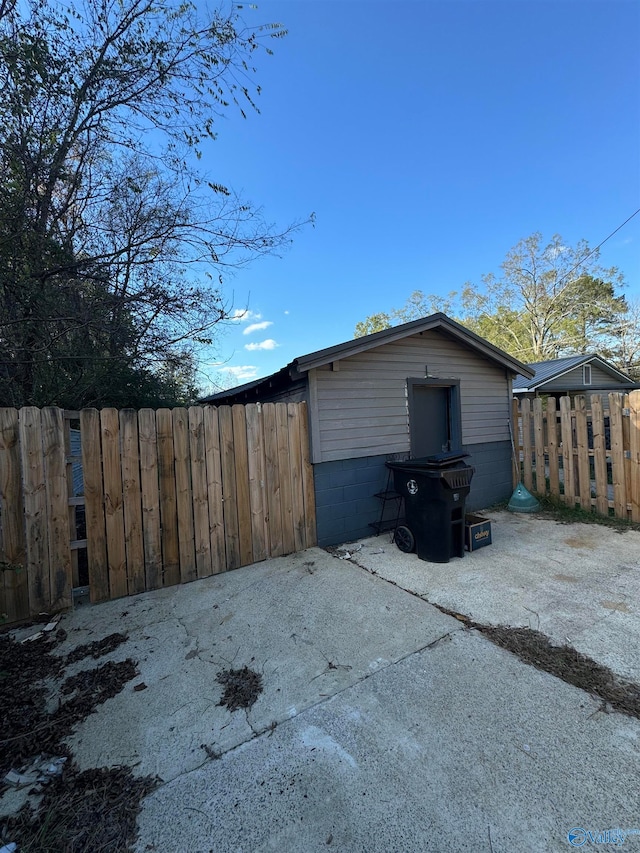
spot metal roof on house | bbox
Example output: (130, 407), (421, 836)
(201, 313), (534, 403)
(513, 354), (636, 392)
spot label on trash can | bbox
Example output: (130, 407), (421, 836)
(407, 479), (419, 495)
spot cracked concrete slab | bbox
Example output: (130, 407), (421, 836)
(63, 547), (455, 782)
(351, 510), (640, 681)
(135, 629), (640, 853)
(16, 514), (640, 852)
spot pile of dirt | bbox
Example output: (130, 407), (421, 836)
(216, 666), (263, 712)
(0, 628), (158, 852)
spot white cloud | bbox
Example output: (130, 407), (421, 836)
(244, 339), (279, 352)
(243, 321), (273, 336)
(229, 309), (262, 323)
(217, 365), (258, 382)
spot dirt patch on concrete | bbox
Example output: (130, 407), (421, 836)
(216, 666), (263, 712)
(429, 602), (640, 720)
(0, 629), (158, 852)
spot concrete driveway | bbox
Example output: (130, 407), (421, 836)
(19, 513), (640, 851)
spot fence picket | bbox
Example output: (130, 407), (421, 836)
(276, 403), (295, 555)
(120, 410), (145, 595)
(156, 409), (180, 586)
(609, 393), (627, 519)
(246, 404), (267, 564)
(590, 397), (608, 516)
(546, 397), (560, 497)
(203, 407), (226, 574)
(218, 406), (240, 570)
(262, 403), (283, 557)
(100, 408), (127, 598)
(42, 408), (72, 611)
(19, 407), (50, 613)
(189, 406), (212, 579)
(138, 409), (162, 590)
(559, 396), (575, 505)
(232, 405), (252, 567)
(288, 403), (306, 552)
(521, 399), (533, 491)
(173, 408), (196, 584)
(80, 409), (109, 602)
(533, 398), (545, 494)
(0, 408), (27, 622)
(574, 396), (591, 509)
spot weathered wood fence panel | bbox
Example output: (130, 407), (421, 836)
(514, 391), (640, 520)
(0, 403), (316, 624)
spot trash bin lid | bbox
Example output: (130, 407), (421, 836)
(386, 450), (469, 472)
(423, 450), (470, 466)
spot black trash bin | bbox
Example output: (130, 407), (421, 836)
(386, 452), (475, 563)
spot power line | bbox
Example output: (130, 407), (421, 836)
(560, 206), (640, 285)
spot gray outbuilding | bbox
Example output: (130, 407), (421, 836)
(201, 313), (533, 546)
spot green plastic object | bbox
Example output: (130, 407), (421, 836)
(507, 483), (540, 513)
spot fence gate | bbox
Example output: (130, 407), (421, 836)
(0, 403), (316, 625)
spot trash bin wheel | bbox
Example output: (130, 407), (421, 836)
(394, 525), (415, 553)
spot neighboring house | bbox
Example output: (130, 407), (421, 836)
(201, 313), (533, 546)
(512, 354), (638, 403)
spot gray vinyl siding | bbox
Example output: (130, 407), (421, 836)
(312, 330), (511, 463)
(540, 363), (622, 392)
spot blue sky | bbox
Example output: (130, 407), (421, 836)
(198, 0), (640, 392)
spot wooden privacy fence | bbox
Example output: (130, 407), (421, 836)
(513, 390), (640, 521)
(0, 403), (316, 624)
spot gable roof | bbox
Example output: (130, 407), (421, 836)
(201, 313), (534, 403)
(513, 354), (637, 393)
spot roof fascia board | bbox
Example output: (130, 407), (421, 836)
(294, 314), (534, 378)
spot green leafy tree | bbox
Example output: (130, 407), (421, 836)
(354, 234), (632, 368)
(461, 233), (626, 361)
(0, 0), (307, 407)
